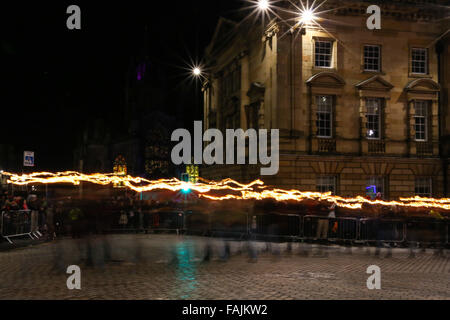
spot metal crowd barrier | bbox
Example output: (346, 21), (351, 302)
(184, 212), (211, 236)
(1, 210), (36, 244)
(302, 215), (359, 242)
(405, 220), (447, 247)
(149, 211), (185, 230)
(358, 218), (406, 244)
(64, 207), (450, 248)
(250, 213), (302, 241)
(210, 211), (248, 239)
(447, 222), (450, 245)
(108, 210), (186, 235)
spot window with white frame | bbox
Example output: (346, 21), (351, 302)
(316, 95), (333, 138)
(415, 177), (432, 197)
(411, 48), (428, 74)
(414, 100), (428, 141)
(367, 176), (385, 198)
(315, 40), (333, 68)
(364, 45), (381, 72)
(366, 98), (382, 139)
(317, 176), (336, 194)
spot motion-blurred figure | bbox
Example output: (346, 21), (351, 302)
(375, 206), (393, 258)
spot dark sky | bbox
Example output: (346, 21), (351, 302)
(0, 0), (243, 171)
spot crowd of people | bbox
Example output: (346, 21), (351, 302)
(0, 191), (182, 241)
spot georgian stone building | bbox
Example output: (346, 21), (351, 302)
(202, 0), (450, 199)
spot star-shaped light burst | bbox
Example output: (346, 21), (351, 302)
(192, 67), (202, 77)
(294, 0), (324, 28)
(183, 60), (208, 82)
(299, 8), (317, 24)
(258, 0), (270, 11)
(243, 0), (285, 24)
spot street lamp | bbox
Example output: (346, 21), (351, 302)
(258, 0), (269, 11)
(299, 8), (317, 24)
(193, 67), (201, 77)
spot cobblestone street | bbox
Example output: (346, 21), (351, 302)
(0, 235), (449, 300)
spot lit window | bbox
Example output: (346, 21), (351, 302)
(364, 45), (381, 72)
(415, 177), (432, 197)
(113, 155), (127, 175)
(414, 100), (428, 141)
(368, 176), (385, 198)
(366, 98), (382, 139)
(317, 176), (336, 195)
(316, 95), (333, 138)
(315, 40), (333, 68)
(411, 48), (428, 74)
(113, 155), (127, 188)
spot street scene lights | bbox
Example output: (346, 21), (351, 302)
(258, 0), (270, 11)
(299, 8), (317, 24)
(193, 67), (202, 77)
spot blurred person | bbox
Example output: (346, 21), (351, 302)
(119, 210), (128, 229)
(202, 239), (213, 262)
(143, 209), (150, 233)
(54, 202), (65, 237)
(137, 206), (143, 231)
(315, 202), (336, 257)
(298, 240), (311, 256)
(128, 209), (135, 229)
(29, 198), (39, 234)
(429, 210), (446, 257)
(69, 207), (83, 238)
(247, 238), (258, 263)
(375, 205), (393, 258)
(46, 205), (55, 241)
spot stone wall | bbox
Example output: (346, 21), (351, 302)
(201, 156), (444, 199)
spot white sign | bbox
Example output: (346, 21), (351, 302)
(24, 151), (35, 167)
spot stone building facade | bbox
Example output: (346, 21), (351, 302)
(202, 0), (450, 199)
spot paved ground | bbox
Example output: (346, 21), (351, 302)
(0, 234), (449, 300)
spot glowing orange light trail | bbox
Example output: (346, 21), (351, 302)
(2, 171), (450, 211)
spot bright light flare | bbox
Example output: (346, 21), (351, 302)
(258, 0), (270, 11)
(192, 67), (201, 76)
(300, 8), (316, 24)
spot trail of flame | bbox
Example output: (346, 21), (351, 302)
(2, 171), (450, 212)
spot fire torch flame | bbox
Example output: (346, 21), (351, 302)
(2, 171), (450, 211)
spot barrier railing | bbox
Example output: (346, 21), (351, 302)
(1, 210), (35, 244)
(405, 220), (447, 247)
(250, 213), (302, 241)
(210, 211), (248, 239)
(108, 211), (186, 235)
(358, 218), (406, 244)
(184, 212), (211, 236)
(447, 222), (449, 245)
(302, 215), (359, 242)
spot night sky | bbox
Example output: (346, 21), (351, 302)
(0, 0), (243, 171)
